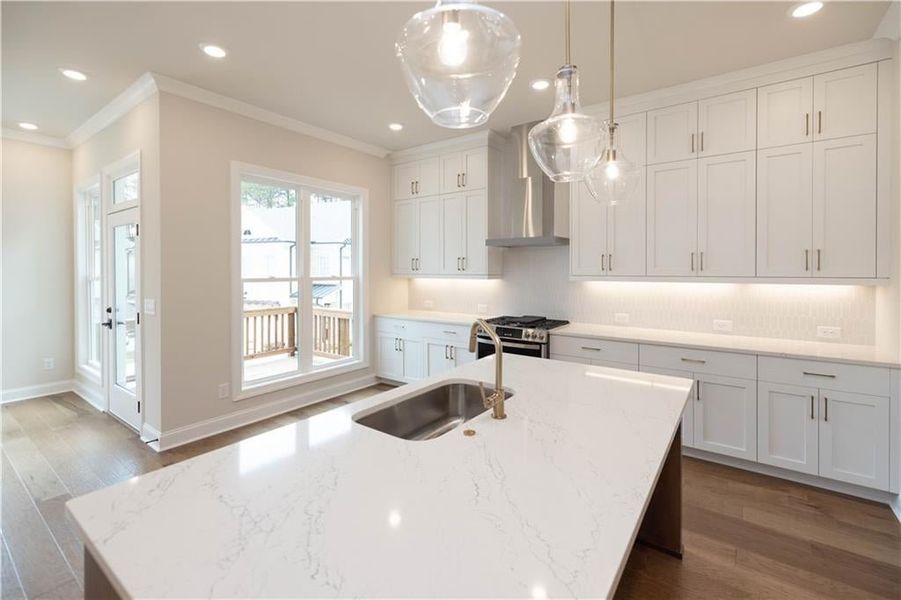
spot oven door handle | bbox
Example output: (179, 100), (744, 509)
(478, 338), (543, 351)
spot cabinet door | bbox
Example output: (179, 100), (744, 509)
(694, 374), (757, 461)
(615, 112), (647, 166)
(462, 148), (488, 190)
(401, 338), (424, 381)
(756, 144), (813, 277)
(570, 181), (608, 276)
(640, 365), (695, 447)
(698, 89), (756, 157)
(451, 344), (477, 367)
(426, 341), (453, 376)
(819, 390), (889, 490)
(418, 197), (443, 274)
(813, 63), (877, 141)
(757, 382), (819, 475)
(812, 135), (876, 278)
(647, 160), (698, 276)
(607, 174), (646, 276)
(440, 153), (464, 194)
(393, 200), (419, 274)
(418, 157), (441, 197)
(393, 163), (419, 200)
(377, 334), (404, 380)
(697, 151), (756, 276)
(463, 191), (488, 274)
(647, 101), (698, 164)
(757, 77), (813, 149)
(442, 194), (466, 274)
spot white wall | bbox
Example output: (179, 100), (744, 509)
(1, 139), (74, 395)
(409, 246), (880, 345)
(157, 92), (404, 432)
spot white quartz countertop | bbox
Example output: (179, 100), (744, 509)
(555, 322), (901, 368)
(66, 356), (691, 599)
(376, 310), (482, 326)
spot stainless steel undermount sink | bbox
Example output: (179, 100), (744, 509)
(353, 380), (514, 441)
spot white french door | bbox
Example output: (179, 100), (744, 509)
(104, 208), (142, 430)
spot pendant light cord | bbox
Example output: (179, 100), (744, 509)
(609, 0), (615, 126)
(564, 0), (572, 65)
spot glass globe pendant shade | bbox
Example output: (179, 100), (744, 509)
(396, 0), (521, 129)
(586, 122), (642, 205)
(528, 65), (603, 183)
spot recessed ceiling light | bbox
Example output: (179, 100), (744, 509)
(791, 2), (823, 18)
(60, 68), (87, 81)
(18, 122), (38, 131)
(200, 44), (227, 59)
(388, 123), (404, 131)
(530, 79), (551, 91)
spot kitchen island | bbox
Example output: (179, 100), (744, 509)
(67, 355), (692, 598)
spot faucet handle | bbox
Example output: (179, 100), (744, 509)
(477, 382), (492, 409)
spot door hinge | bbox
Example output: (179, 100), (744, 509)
(137, 400), (141, 413)
(137, 312), (141, 325)
(135, 223), (140, 236)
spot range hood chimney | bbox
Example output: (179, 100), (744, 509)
(486, 122), (569, 247)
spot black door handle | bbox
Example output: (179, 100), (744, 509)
(102, 318), (113, 329)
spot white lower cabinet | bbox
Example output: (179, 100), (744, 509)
(639, 365), (695, 449)
(426, 340), (476, 376)
(818, 390), (890, 490)
(757, 382), (819, 475)
(377, 334), (422, 383)
(694, 374), (757, 460)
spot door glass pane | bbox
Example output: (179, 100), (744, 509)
(112, 172), (139, 205)
(243, 281), (300, 383)
(310, 193), (353, 277)
(312, 279), (353, 367)
(113, 223), (138, 391)
(241, 181), (297, 278)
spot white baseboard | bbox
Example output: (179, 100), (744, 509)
(155, 373), (378, 452)
(141, 423), (161, 444)
(684, 447), (897, 508)
(890, 495), (901, 524)
(1, 379), (74, 404)
(72, 380), (105, 412)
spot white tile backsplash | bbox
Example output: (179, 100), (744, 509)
(408, 246), (877, 345)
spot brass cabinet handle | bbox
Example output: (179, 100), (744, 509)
(442, 330), (456, 335)
(805, 113), (810, 137)
(416, 181), (420, 194)
(818, 110), (822, 134)
(462, 172), (466, 187)
(802, 371), (835, 378)
(824, 396), (828, 422)
(462, 256), (466, 271)
(581, 346), (602, 351)
(608, 253), (613, 272)
(691, 133), (695, 153)
(456, 173), (461, 188)
(816, 249), (821, 271)
(411, 258), (414, 271)
(696, 380), (701, 401)
(700, 131), (705, 152)
(601, 254), (606, 271)
(690, 251), (695, 272)
(700, 251), (704, 272)
(681, 357), (707, 364)
(810, 395), (815, 420)
(805, 249), (809, 271)
(410, 181), (414, 195)
(451, 347), (456, 360)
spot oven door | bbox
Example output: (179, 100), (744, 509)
(477, 338), (546, 359)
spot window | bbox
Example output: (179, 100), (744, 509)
(77, 182), (102, 374)
(235, 165), (364, 394)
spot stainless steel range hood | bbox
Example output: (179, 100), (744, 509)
(486, 122), (569, 247)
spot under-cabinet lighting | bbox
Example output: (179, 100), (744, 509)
(17, 122), (38, 130)
(791, 2), (823, 18)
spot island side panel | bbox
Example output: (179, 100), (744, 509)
(84, 547), (122, 600)
(637, 426), (683, 558)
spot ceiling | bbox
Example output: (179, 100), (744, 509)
(2, 1), (893, 152)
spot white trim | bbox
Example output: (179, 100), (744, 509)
(67, 73), (158, 147)
(1, 380), (74, 404)
(140, 423), (161, 444)
(152, 73), (389, 158)
(239, 361), (370, 401)
(388, 129), (506, 163)
(73, 378), (104, 412)
(1, 128), (69, 149)
(154, 373), (377, 452)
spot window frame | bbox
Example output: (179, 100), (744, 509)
(230, 161), (369, 400)
(74, 176), (103, 382)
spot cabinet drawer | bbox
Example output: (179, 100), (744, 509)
(640, 344), (756, 379)
(375, 318), (421, 337)
(550, 335), (639, 365)
(420, 321), (471, 342)
(758, 356), (890, 397)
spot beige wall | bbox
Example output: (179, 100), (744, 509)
(157, 92), (404, 431)
(1, 139), (74, 392)
(72, 94), (161, 432)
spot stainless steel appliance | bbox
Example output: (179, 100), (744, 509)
(476, 315), (569, 359)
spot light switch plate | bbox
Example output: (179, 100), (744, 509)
(614, 313), (630, 325)
(817, 326), (841, 339)
(43, 357), (55, 370)
(713, 319), (733, 332)
(143, 298), (157, 315)
(218, 383), (230, 399)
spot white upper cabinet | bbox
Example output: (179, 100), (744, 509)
(394, 158), (440, 199)
(818, 390), (889, 491)
(393, 199), (419, 274)
(440, 148), (488, 193)
(607, 184), (647, 276)
(698, 89), (757, 157)
(440, 154), (463, 194)
(463, 191), (488, 274)
(647, 101), (698, 164)
(756, 144), (813, 277)
(418, 158), (440, 197)
(571, 181), (609, 276)
(418, 197), (443, 275)
(697, 151), (756, 276)
(757, 77), (814, 149)
(813, 63), (877, 141)
(647, 159), (698, 276)
(441, 194), (466, 274)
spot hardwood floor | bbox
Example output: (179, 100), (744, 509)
(2, 389), (899, 599)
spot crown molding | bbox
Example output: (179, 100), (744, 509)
(1, 128), (70, 149)
(66, 72), (158, 148)
(388, 129), (507, 163)
(151, 73), (389, 158)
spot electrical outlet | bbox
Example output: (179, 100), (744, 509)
(713, 319), (733, 332)
(614, 312), (630, 325)
(218, 383), (230, 399)
(817, 326), (842, 340)
(423, 299), (434, 309)
(42, 357), (55, 370)
(477, 303), (488, 315)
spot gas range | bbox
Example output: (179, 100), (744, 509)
(479, 315), (570, 344)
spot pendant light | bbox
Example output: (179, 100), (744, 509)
(528, 0), (603, 183)
(586, 0), (641, 205)
(396, 0), (521, 129)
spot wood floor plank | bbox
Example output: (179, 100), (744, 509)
(0, 535), (25, 600)
(35, 495), (84, 586)
(2, 434), (69, 502)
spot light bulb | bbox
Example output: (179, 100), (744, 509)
(604, 161), (620, 180)
(558, 117), (578, 144)
(438, 20), (469, 67)
(585, 121), (642, 205)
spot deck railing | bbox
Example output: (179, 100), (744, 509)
(242, 307), (352, 360)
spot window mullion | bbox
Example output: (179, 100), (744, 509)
(299, 187), (314, 373)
